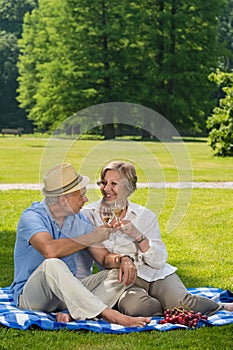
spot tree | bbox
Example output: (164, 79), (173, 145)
(18, 0), (91, 130)
(17, 4), (53, 130)
(139, 0), (227, 134)
(218, 0), (233, 72)
(207, 69), (233, 156)
(0, 31), (18, 127)
(18, 0), (141, 135)
(17, 0), (227, 136)
(0, 0), (37, 131)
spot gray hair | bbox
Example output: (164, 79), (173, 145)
(99, 161), (137, 195)
(45, 196), (59, 206)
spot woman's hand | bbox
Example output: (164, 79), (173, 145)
(116, 220), (142, 240)
(115, 220), (150, 253)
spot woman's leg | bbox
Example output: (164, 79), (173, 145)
(118, 283), (163, 316)
(148, 273), (222, 316)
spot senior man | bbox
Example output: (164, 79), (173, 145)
(10, 163), (150, 327)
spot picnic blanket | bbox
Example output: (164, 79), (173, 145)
(0, 287), (232, 334)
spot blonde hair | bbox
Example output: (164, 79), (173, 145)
(99, 161), (137, 195)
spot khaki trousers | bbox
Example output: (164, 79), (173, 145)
(19, 258), (126, 320)
(118, 273), (222, 317)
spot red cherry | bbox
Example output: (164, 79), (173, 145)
(201, 315), (208, 320)
(159, 319), (166, 324)
(177, 315), (183, 323)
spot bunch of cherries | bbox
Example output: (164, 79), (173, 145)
(159, 305), (208, 328)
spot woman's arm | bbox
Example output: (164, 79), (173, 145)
(88, 246), (137, 286)
(119, 209), (168, 269)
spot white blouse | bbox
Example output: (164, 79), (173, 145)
(81, 200), (177, 282)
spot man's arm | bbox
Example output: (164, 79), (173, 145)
(30, 226), (111, 259)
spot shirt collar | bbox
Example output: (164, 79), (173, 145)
(42, 199), (54, 221)
(42, 199), (74, 226)
(127, 200), (141, 216)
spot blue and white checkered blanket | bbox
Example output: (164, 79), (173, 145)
(0, 287), (232, 334)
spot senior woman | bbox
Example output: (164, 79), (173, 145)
(81, 161), (233, 317)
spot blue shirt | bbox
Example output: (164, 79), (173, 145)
(10, 200), (93, 306)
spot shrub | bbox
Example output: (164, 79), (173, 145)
(207, 70), (233, 156)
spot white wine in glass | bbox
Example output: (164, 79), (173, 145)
(113, 200), (124, 223)
(100, 206), (114, 226)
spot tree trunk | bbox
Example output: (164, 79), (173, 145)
(102, 108), (115, 139)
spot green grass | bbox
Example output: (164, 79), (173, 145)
(0, 189), (232, 349)
(0, 136), (233, 183)
(0, 137), (232, 349)
(0, 326), (232, 350)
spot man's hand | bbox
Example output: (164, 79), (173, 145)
(92, 225), (113, 243)
(118, 255), (137, 286)
(76, 225), (112, 246)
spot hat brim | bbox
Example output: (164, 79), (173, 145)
(42, 175), (90, 197)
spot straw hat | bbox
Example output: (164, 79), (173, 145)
(42, 163), (90, 197)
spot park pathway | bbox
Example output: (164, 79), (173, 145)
(0, 182), (233, 190)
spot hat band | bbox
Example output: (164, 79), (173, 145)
(44, 174), (83, 195)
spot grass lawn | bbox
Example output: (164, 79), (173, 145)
(0, 137), (232, 349)
(0, 136), (233, 183)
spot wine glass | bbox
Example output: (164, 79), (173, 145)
(113, 200), (125, 223)
(100, 205), (114, 226)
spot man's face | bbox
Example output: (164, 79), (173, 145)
(62, 188), (88, 214)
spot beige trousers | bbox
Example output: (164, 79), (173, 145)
(19, 258), (126, 320)
(118, 273), (222, 316)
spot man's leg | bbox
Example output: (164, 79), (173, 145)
(19, 258), (109, 320)
(20, 258), (151, 326)
(81, 269), (129, 308)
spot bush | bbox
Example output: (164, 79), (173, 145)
(207, 70), (233, 156)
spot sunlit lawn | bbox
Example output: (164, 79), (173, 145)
(0, 136), (233, 183)
(0, 188), (232, 349)
(0, 137), (232, 349)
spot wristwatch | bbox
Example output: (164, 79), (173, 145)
(119, 255), (134, 263)
(135, 235), (146, 244)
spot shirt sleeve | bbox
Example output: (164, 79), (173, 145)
(18, 208), (52, 244)
(132, 207), (168, 269)
(142, 239), (168, 269)
(81, 206), (102, 226)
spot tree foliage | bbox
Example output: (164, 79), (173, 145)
(140, 0), (228, 134)
(0, 31), (18, 125)
(15, 0), (229, 135)
(18, 0), (141, 132)
(218, 0), (233, 71)
(207, 69), (233, 156)
(0, 0), (37, 130)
